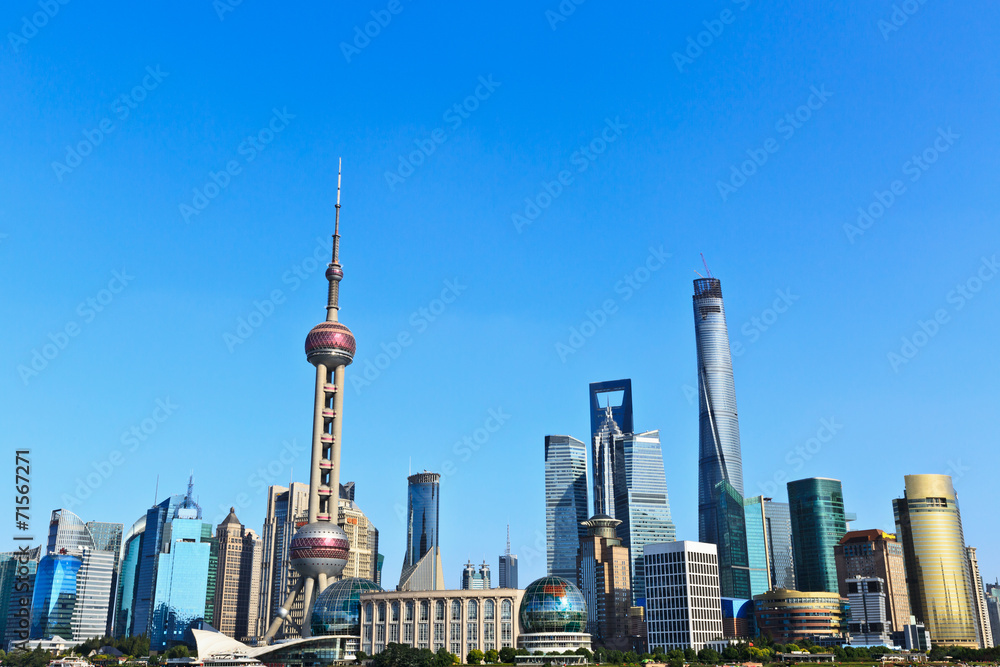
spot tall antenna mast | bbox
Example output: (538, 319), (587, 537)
(506, 523), (511, 556)
(700, 252), (712, 278)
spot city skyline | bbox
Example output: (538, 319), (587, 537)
(5, 2), (1000, 596)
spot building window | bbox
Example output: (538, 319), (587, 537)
(406, 601), (415, 622)
(451, 642), (461, 655)
(392, 601), (400, 622)
(404, 624), (414, 643)
(468, 599), (478, 621)
(501, 599), (512, 620)
(379, 602), (386, 622)
(452, 600), (462, 620)
(436, 600), (445, 621)
(467, 622), (478, 642)
(434, 622), (444, 643)
(389, 624), (399, 642)
(501, 622), (512, 644)
(421, 601), (430, 622)
(484, 599), (495, 620)
(451, 622), (461, 641)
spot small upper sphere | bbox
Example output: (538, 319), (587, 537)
(305, 321), (356, 367)
(519, 576), (588, 634)
(289, 521), (350, 579)
(310, 577), (383, 636)
(326, 266), (343, 281)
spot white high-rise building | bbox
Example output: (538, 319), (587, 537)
(644, 541), (723, 651)
(967, 547), (994, 648)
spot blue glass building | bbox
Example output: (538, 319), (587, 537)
(613, 430), (676, 605)
(589, 380), (633, 519)
(545, 435), (589, 586)
(29, 554), (81, 639)
(402, 472), (441, 574)
(150, 517), (214, 650)
(114, 517), (146, 637)
(762, 499), (796, 590)
(714, 480), (750, 599)
(693, 278), (745, 540)
(743, 496), (771, 596)
(788, 478), (846, 593)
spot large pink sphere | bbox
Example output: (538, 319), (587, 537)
(305, 321), (356, 368)
(289, 522), (350, 579)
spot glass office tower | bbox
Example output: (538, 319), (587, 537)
(2, 547), (40, 647)
(693, 278), (745, 557)
(788, 478), (846, 593)
(545, 435), (589, 586)
(613, 430), (676, 604)
(762, 500), (796, 590)
(893, 474), (978, 648)
(114, 517), (146, 637)
(743, 496), (771, 596)
(150, 517), (214, 650)
(714, 481), (751, 599)
(589, 380), (633, 519)
(29, 553), (81, 639)
(403, 472), (441, 572)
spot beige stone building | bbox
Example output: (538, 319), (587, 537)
(214, 508), (262, 642)
(359, 588), (524, 658)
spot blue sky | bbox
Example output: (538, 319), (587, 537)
(3, 0), (999, 589)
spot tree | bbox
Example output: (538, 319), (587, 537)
(164, 646), (190, 659)
(485, 650), (499, 664)
(683, 648), (697, 662)
(722, 646), (739, 661)
(697, 648), (719, 664)
(468, 649), (485, 665)
(498, 647), (517, 664)
(574, 647), (593, 662)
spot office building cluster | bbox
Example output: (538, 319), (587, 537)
(542, 272), (996, 652)
(3, 181), (995, 663)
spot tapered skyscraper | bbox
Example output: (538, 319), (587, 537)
(693, 276), (744, 540)
(264, 162), (354, 640)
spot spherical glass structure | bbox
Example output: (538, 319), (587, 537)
(289, 522), (350, 579)
(519, 576), (587, 633)
(310, 577), (383, 636)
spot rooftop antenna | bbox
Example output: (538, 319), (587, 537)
(506, 523), (511, 556)
(693, 269), (704, 278)
(153, 475), (159, 506)
(700, 252), (712, 278)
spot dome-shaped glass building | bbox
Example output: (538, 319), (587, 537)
(519, 576), (588, 633)
(311, 577), (383, 636)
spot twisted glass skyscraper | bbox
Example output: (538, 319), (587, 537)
(693, 277), (744, 539)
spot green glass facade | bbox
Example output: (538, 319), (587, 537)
(743, 496), (771, 596)
(787, 478), (846, 593)
(714, 480), (750, 599)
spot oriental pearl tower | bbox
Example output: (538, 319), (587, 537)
(263, 160), (354, 640)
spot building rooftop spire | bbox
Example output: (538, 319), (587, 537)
(326, 158), (345, 321)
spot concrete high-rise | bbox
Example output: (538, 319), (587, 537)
(644, 541), (723, 651)
(834, 530), (911, 633)
(545, 435), (589, 586)
(693, 277), (744, 543)
(788, 478), (847, 593)
(498, 526), (518, 589)
(214, 509), (262, 642)
(399, 472), (444, 591)
(613, 430), (675, 606)
(893, 474), (978, 648)
(264, 164), (355, 640)
(337, 491), (380, 585)
(845, 576), (892, 646)
(260, 482), (309, 639)
(967, 547), (994, 648)
(577, 515), (631, 650)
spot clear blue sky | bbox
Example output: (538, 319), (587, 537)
(3, 1), (999, 589)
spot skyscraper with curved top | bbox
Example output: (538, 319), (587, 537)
(693, 277), (744, 540)
(399, 472), (444, 591)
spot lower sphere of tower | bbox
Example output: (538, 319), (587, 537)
(289, 522), (350, 579)
(305, 321), (356, 368)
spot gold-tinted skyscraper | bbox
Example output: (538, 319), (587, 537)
(893, 474), (978, 648)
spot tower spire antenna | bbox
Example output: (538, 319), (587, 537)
(506, 523), (511, 556)
(700, 252), (712, 278)
(325, 158), (345, 320)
